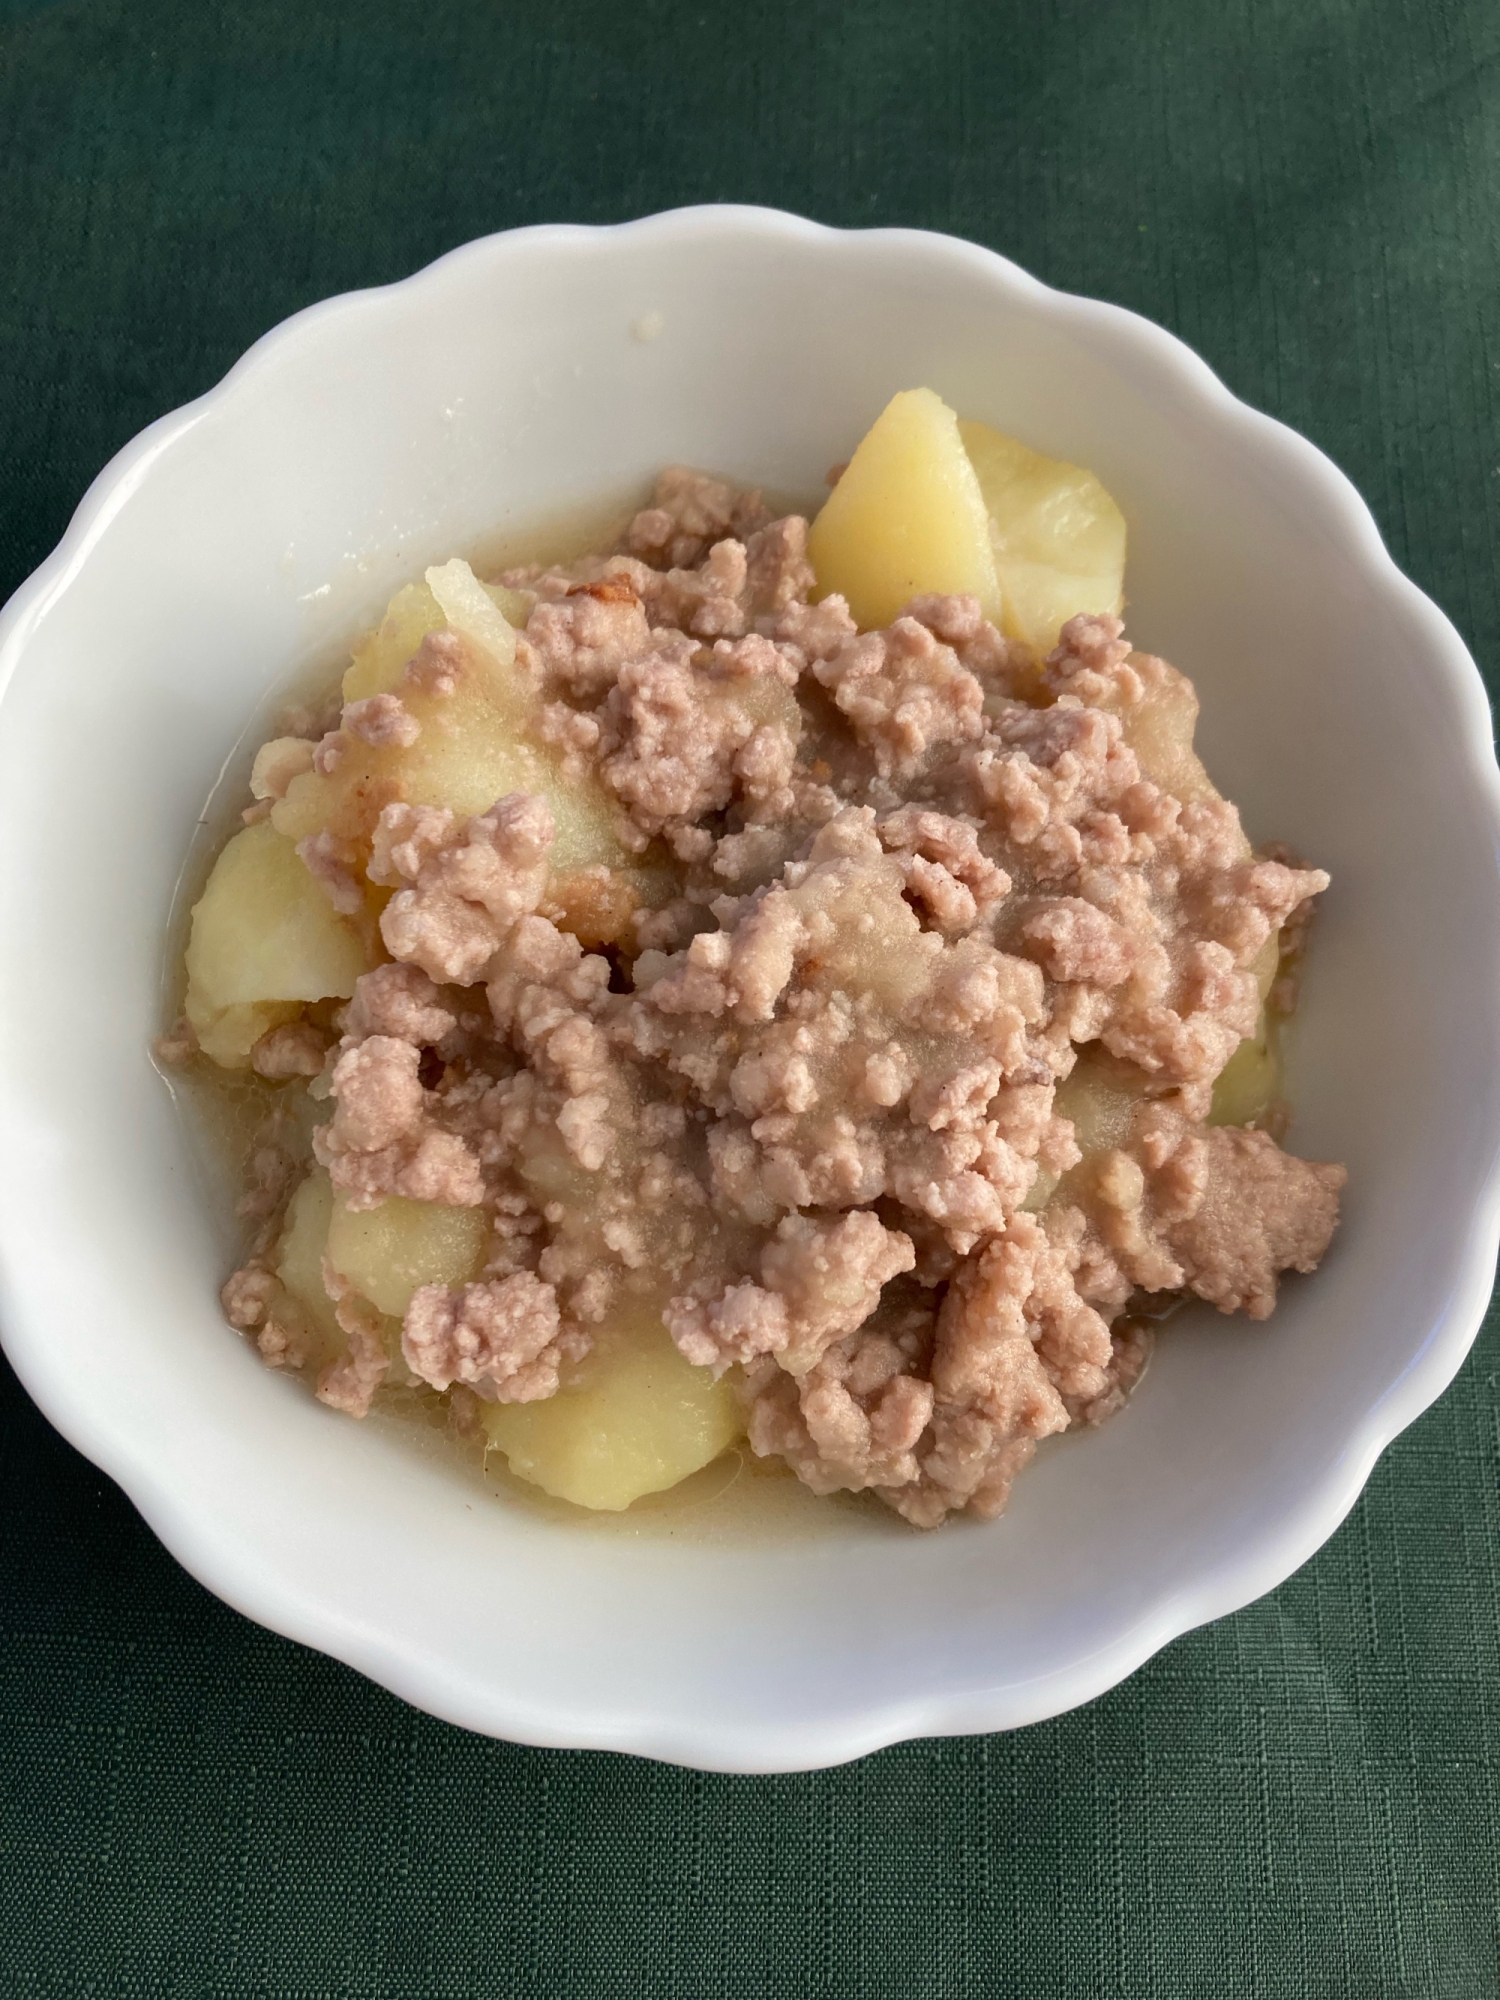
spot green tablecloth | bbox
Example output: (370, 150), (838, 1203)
(4, 1), (1499, 1991)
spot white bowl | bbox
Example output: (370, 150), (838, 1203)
(3, 207), (1498, 1773)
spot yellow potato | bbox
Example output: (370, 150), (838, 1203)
(274, 1168), (342, 1350)
(1251, 929), (1280, 1004)
(1209, 945), (1283, 1129)
(325, 1195), (488, 1318)
(342, 575), (534, 703)
(487, 583), (535, 630)
(808, 388), (1002, 630)
(184, 822), (370, 1066)
(1053, 1054), (1142, 1159)
(274, 561), (625, 875)
(958, 419), (1126, 653)
(1118, 660), (1220, 807)
(191, 1001), (302, 1069)
(424, 559), (519, 672)
(342, 581), (445, 703)
(482, 1310), (742, 1512)
(1209, 1023), (1280, 1129)
(1023, 1053), (1147, 1212)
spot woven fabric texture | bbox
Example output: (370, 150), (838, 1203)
(3, 1), (1499, 1993)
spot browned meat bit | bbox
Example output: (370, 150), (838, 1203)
(667, 1212), (915, 1374)
(153, 1016), (199, 1065)
(527, 590), (654, 701)
(739, 1211), (1105, 1526)
(338, 962), (456, 1046)
(1064, 1317), (1155, 1427)
(1258, 840), (1325, 1015)
(221, 1257), (316, 1375)
(1042, 1096), (1345, 1324)
(743, 516), (817, 615)
(877, 806), (1012, 934)
(766, 594), (858, 666)
(296, 829), (365, 915)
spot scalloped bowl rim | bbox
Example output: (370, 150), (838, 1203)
(1, 206), (1498, 1771)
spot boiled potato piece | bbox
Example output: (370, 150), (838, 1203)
(192, 1001), (303, 1069)
(342, 575), (534, 703)
(1118, 660), (1220, 808)
(184, 822), (370, 1067)
(1251, 929), (1280, 1004)
(1208, 1027), (1279, 1129)
(342, 581), (445, 703)
(1208, 937), (1282, 1128)
(482, 1310), (742, 1511)
(1025, 1053), (1147, 1212)
(809, 389), (1002, 630)
(325, 1195), (488, 1318)
(275, 1168), (343, 1352)
(425, 559), (518, 671)
(274, 560), (625, 876)
(958, 419), (1126, 654)
(1053, 1054), (1143, 1159)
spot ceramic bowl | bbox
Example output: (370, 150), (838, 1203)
(2, 207), (1498, 1773)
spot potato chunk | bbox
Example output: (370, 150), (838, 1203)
(273, 560), (625, 875)
(1055, 1053), (1144, 1160)
(1208, 1026), (1279, 1129)
(274, 1168), (342, 1351)
(325, 1195), (488, 1318)
(1209, 940), (1282, 1129)
(1025, 1052), (1147, 1212)
(481, 1310), (742, 1512)
(958, 419), (1127, 654)
(809, 388), (1001, 630)
(1117, 657), (1219, 807)
(342, 573), (534, 704)
(342, 581), (445, 704)
(184, 822), (369, 1066)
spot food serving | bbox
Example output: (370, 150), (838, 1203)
(160, 387), (1346, 1528)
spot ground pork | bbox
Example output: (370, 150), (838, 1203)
(623, 466), (772, 570)
(376, 793), (555, 983)
(313, 1033), (486, 1210)
(343, 692), (421, 749)
(596, 638), (801, 841)
(402, 1272), (586, 1403)
(814, 617), (986, 775)
(251, 1020), (331, 1079)
(339, 962), (456, 1046)
(213, 470), (1345, 1524)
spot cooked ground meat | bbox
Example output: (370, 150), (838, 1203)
(217, 466), (1345, 1525)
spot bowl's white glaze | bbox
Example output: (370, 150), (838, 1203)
(2, 208), (1498, 1773)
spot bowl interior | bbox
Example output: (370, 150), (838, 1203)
(2, 212), (1497, 1769)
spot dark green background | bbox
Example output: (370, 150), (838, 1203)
(4, 0), (1499, 1993)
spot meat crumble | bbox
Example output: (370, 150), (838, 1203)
(178, 429), (1345, 1528)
